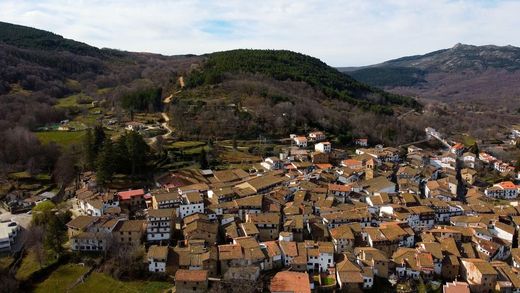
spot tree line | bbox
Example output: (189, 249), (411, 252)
(83, 126), (150, 186)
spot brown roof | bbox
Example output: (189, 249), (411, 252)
(153, 192), (178, 202)
(66, 215), (98, 230)
(147, 208), (175, 218)
(218, 244), (243, 260)
(175, 269), (208, 282)
(279, 241), (298, 257)
(330, 225), (354, 240)
(444, 282), (470, 293)
(114, 220), (145, 232)
(147, 245), (169, 261)
(247, 212), (280, 225)
(270, 271), (311, 293)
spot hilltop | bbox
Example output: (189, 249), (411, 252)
(171, 49), (422, 143)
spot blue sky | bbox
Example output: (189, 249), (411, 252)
(1, 0), (519, 66)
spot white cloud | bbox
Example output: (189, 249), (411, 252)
(0, 0), (519, 66)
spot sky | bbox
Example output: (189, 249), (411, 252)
(1, 0), (519, 66)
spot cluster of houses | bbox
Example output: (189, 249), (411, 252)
(63, 130), (520, 292)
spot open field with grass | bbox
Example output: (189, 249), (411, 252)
(73, 272), (171, 293)
(16, 250), (57, 281)
(0, 255), (14, 272)
(35, 130), (86, 145)
(169, 141), (206, 149)
(55, 94), (93, 109)
(34, 264), (89, 293)
(462, 134), (477, 147)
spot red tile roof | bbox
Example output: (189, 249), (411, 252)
(270, 271), (310, 293)
(118, 189), (145, 200)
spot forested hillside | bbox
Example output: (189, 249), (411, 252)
(0, 21), (199, 175)
(172, 50), (423, 144)
(186, 49), (420, 113)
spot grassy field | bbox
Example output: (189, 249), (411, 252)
(462, 135), (477, 147)
(55, 94), (92, 109)
(16, 250), (57, 281)
(0, 255), (14, 272)
(169, 141), (206, 149)
(73, 272), (171, 293)
(219, 149), (262, 164)
(35, 130), (86, 145)
(34, 264), (89, 293)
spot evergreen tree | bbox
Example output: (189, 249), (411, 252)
(93, 125), (106, 153)
(96, 140), (115, 185)
(83, 128), (95, 170)
(473, 142), (479, 156)
(125, 131), (148, 175)
(199, 149), (209, 169)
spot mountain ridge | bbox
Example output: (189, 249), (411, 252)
(341, 43), (520, 103)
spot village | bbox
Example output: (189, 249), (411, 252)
(3, 124), (520, 293)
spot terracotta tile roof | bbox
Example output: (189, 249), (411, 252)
(444, 281), (470, 293)
(218, 244), (243, 260)
(270, 271), (310, 293)
(118, 189), (145, 200)
(330, 225), (354, 240)
(175, 269), (208, 282)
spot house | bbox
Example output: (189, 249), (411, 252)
(175, 269), (209, 293)
(260, 241), (283, 270)
(340, 159), (363, 170)
(69, 217), (122, 252)
(70, 231), (109, 252)
(463, 152), (477, 168)
(354, 138), (368, 147)
(270, 271), (311, 293)
(218, 237), (265, 274)
(261, 157), (283, 171)
(183, 218), (219, 245)
(112, 220), (146, 247)
(327, 183), (352, 203)
(246, 212), (281, 241)
(492, 221), (515, 243)
(330, 225), (354, 253)
(450, 143), (465, 156)
(460, 258), (497, 293)
(66, 215), (99, 238)
(147, 245), (169, 272)
(0, 220), (19, 252)
(336, 256), (373, 290)
(293, 136), (308, 148)
(443, 281), (470, 293)
(179, 192), (204, 219)
(235, 175), (285, 194)
(485, 181), (519, 199)
(491, 261), (520, 292)
(152, 192), (179, 209)
(461, 168), (477, 185)
(118, 189), (146, 210)
(360, 176), (396, 195)
(172, 239), (218, 276)
(392, 248), (434, 280)
(308, 131), (326, 142)
(146, 208), (175, 242)
(355, 247), (389, 278)
(315, 142), (331, 153)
